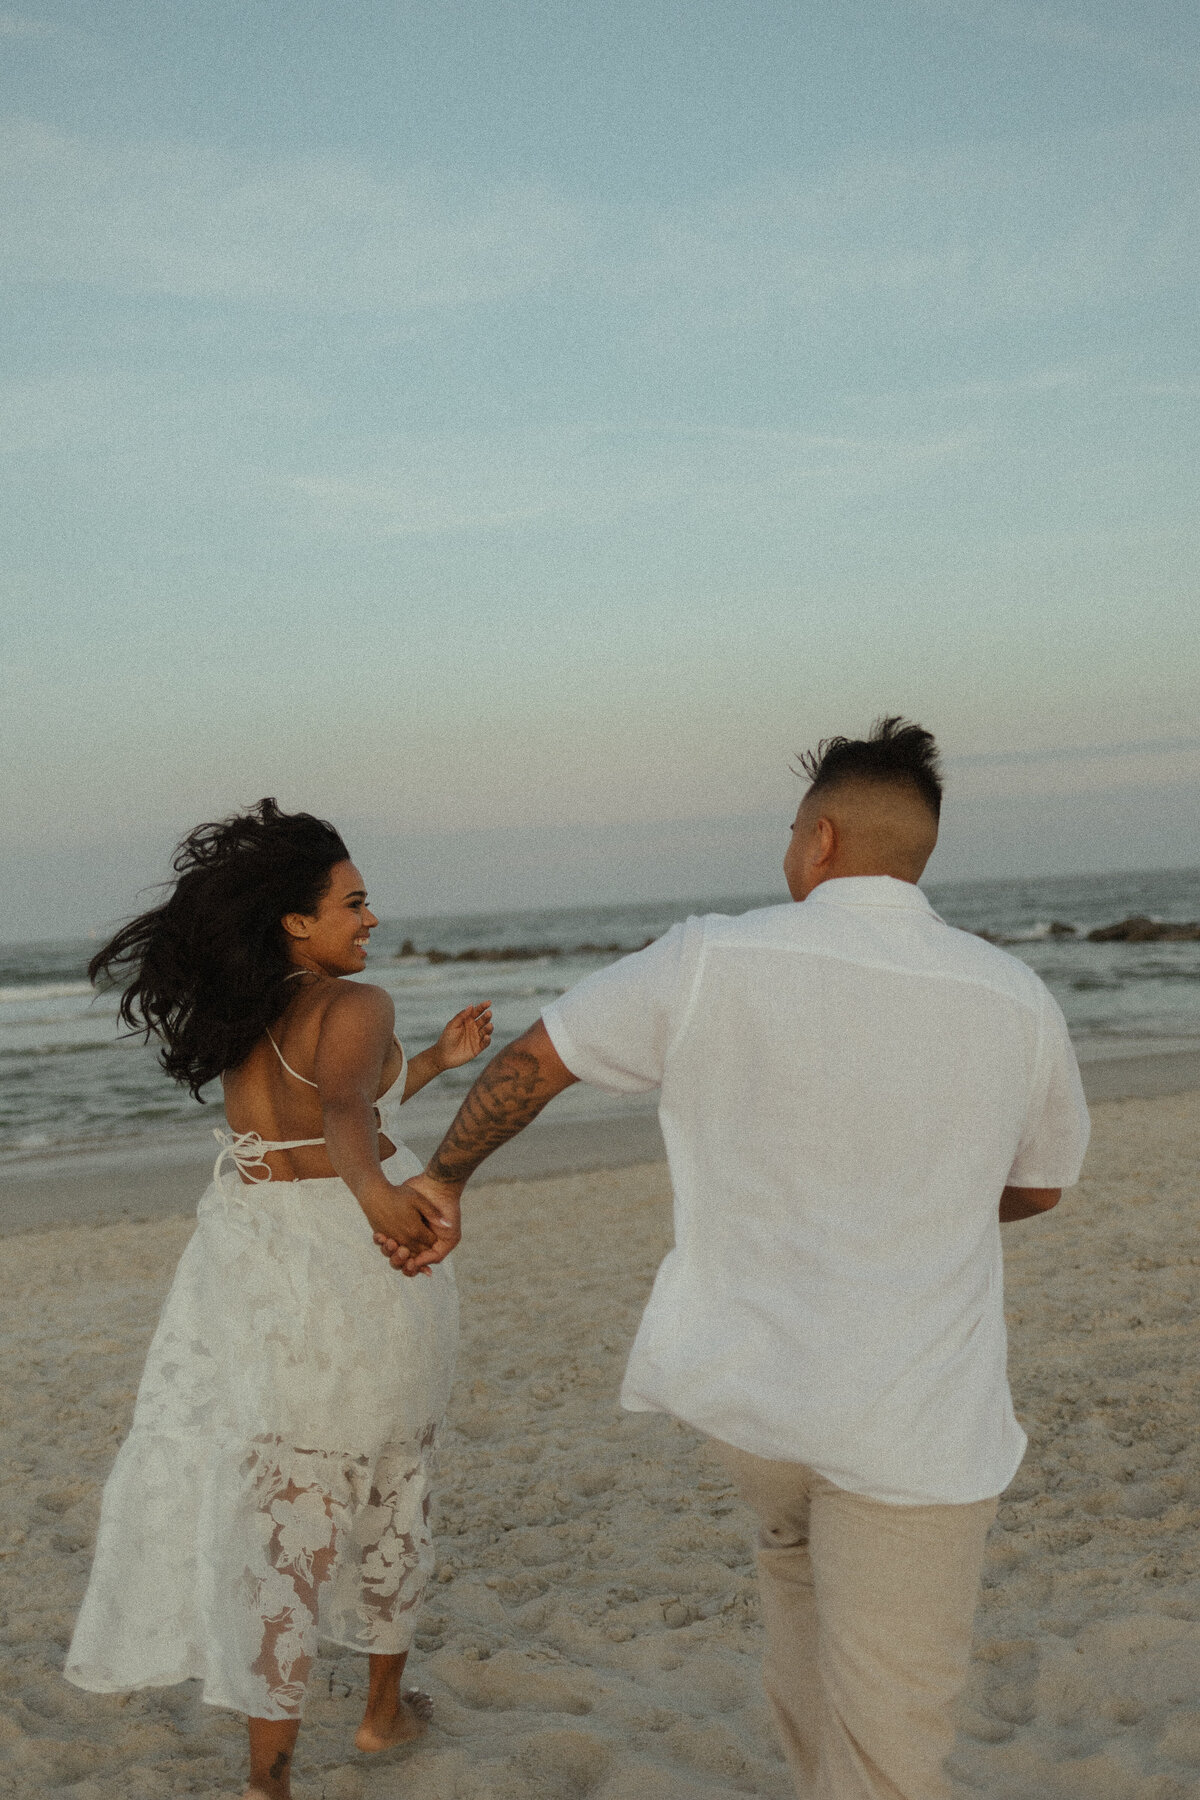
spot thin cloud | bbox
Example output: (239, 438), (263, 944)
(290, 425), (974, 538)
(628, 117), (1200, 335)
(0, 119), (585, 309)
(915, 0), (1200, 92)
(950, 736), (1200, 769)
(0, 13), (53, 35)
(1, 112), (1196, 328)
(835, 366), (1098, 416)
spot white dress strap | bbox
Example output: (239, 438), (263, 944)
(265, 1028), (319, 1088)
(266, 1025), (405, 1096)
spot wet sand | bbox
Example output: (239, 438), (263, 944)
(2, 1080), (1200, 1797)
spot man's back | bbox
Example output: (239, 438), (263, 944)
(543, 875), (1089, 1504)
(394, 720), (1095, 1800)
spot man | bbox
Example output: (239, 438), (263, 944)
(381, 717), (1090, 1800)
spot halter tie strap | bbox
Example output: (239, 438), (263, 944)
(265, 1028), (318, 1088)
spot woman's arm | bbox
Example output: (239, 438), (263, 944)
(313, 985), (448, 1255)
(402, 1003), (494, 1100)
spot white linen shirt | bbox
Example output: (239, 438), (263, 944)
(541, 876), (1090, 1506)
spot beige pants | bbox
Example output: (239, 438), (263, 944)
(716, 1444), (996, 1800)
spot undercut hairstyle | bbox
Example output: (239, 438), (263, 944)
(88, 798), (350, 1098)
(795, 716), (943, 819)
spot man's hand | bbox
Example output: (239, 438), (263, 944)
(374, 1174), (463, 1275)
(360, 1178), (454, 1270)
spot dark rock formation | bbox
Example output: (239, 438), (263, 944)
(397, 938), (654, 964)
(1086, 916), (1200, 943)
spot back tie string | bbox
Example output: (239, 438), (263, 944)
(213, 1128), (274, 1189)
(211, 1127), (325, 1192)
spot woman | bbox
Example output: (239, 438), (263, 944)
(64, 799), (491, 1800)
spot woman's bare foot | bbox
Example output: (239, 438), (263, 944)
(354, 1687), (432, 1752)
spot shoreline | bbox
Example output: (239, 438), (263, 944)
(1, 1047), (1198, 1238)
(0, 1107), (668, 1237)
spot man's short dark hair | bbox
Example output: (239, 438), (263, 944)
(796, 716), (943, 819)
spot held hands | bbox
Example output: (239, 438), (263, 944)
(373, 1174), (463, 1277)
(370, 1003), (486, 1273)
(375, 1019), (573, 1278)
(363, 1179), (458, 1277)
(435, 1002), (493, 1071)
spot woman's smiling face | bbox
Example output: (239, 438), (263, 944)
(283, 858), (378, 976)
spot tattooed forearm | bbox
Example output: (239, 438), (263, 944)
(428, 1045), (557, 1183)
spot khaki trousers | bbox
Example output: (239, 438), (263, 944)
(716, 1444), (996, 1800)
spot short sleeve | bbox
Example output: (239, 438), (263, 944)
(541, 919), (705, 1095)
(1007, 990), (1090, 1188)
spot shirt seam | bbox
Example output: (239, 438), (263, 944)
(663, 924), (709, 1064)
(699, 937), (1046, 1014)
(1022, 998), (1052, 1155)
(805, 893), (935, 914)
(540, 1003), (586, 1082)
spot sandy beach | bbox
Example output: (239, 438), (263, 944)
(3, 1077), (1200, 1798)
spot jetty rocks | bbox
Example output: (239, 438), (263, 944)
(971, 915), (1200, 946)
(397, 938), (655, 964)
(398, 919), (1200, 962)
(1085, 915), (1200, 943)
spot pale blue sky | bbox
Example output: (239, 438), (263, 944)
(1, 1), (1197, 936)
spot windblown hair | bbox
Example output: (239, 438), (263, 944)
(89, 799), (350, 1099)
(795, 716), (943, 819)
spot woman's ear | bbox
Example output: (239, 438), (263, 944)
(281, 913), (310, 941)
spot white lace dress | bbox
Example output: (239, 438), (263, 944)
(64, 1058), (457, 1720)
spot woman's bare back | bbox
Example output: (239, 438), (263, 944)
(222, 978), (405, 1181)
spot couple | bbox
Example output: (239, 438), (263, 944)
(67, 719), (1090, 1800)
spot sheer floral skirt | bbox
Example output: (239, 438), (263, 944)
(65, 1151), (458, 1719)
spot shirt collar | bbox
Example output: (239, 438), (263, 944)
(802, 875), (940, 917)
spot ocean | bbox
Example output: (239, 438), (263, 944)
(1, 867), (1197, 1166)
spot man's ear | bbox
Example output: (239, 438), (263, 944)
(812, 815), (837, 870)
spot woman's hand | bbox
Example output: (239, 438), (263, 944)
(360, 1179), (453, 1269)
(435, 1002), (493, 1071)
(374, 1175), (463, 1276)
(403, 1004), (494, 1103)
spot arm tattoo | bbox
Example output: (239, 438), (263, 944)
(428, 1046), (555, 1183)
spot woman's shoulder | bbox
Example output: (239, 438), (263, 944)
(313, 977), (396, 1027)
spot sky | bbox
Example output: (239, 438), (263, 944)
(1, 0), (1198, 938)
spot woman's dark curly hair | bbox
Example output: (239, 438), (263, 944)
(89, 799), (351, 1099)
